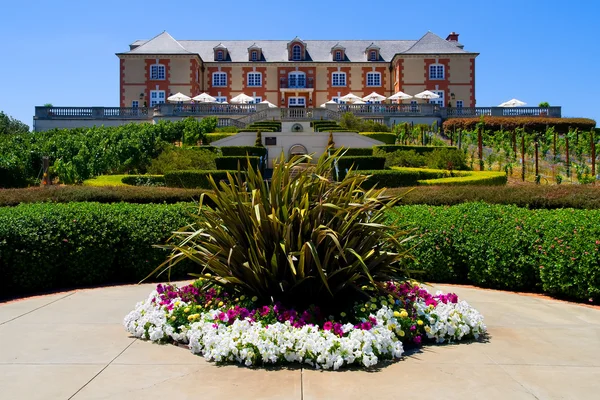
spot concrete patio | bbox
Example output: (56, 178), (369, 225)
(0, 282), (598, 399)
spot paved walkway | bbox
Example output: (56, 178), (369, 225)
(0, 282), (598, 400)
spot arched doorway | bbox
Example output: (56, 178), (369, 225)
(288, 144), (308, 159)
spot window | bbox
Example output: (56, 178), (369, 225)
(212, 72), (227, 87)
(369, 50), (377, 61)
(251, 51), (258, 61)
(215, 96), (227, 103)
(150, 64), (165, 80)
(247, 72), (262, 87)
(430, 90), (445, 106)
(410, 100), (418, 112)
(131, 100), (139, 108)
(288, 97), (306, 107)
(456, 100), (463, 108)
(331, 97), (340, 103)
(331, 72), (346, 87)
(335, 50), (342, 61)
(366, 72), (381, 87)
(150, 90), (165, 106)
(252, 96), (262, 104)
(429, 64), (444, 80)
(216, 51), (224, 61)
(292, 44), (302, 61)
(288, 72), (306, 88)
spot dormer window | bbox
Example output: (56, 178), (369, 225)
(292, 45), (301, 61)
(213, 44), (228, 61)
(287, 37), (306, 61)
(365, 43), (380, 61)
(248, 44), (262, 62)
(331, 43), (346, 62)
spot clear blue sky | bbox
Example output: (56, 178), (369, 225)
(0, 0), (598, 128)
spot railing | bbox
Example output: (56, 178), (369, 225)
(341, 103), (440, 116)
(156, 103), (258, 116)
(237, 110), (268, 125)
(217, 118), (246, 128)
(35, 107), (150, 119)
(278, 108), (331, 120)
(445, 107), (491, 117)
(279, 77), (315, 89)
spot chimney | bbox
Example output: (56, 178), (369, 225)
(446, 32), (459, 42)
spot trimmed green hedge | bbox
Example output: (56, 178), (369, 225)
(220, 146), (267, 157)
(206, 133), (236, 143)
(330, 147), (374, 156)
(375, 145), (459, 154)
(390, 203), (600, 303)
(0, 202), (195, 298)
(121, 175), (166, 186)
(336, 156), (386, 173)
(164, 170), (241, 189)
(351, 168), (507, 188)
(359, 133), (396, 144)
(239, 128), (274, 133)
(215, 156), (260, 171)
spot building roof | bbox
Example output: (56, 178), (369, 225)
(121, 31), (475, 61)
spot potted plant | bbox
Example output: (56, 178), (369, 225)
(538, 102), (549, 116)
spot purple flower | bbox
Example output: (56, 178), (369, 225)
(410, 325), (416, 331)
(323, 321), (333, 331)
(333, 323), (344, 337)
(413, 335), (422, 345)
(260, 306), (271, 317)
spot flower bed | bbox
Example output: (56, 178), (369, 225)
(124, 280), (486, 370)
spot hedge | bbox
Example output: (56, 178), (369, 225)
(0, 202), (196, 298)
(359, 132), (396, 144)
(220, 146), (267, 157)
(390, 203), (600, 303)
(442, 117), (596, 134)
(164, 170), (242, 189)
(375, 145), (458, 154)
(239, 128), (274, 133)
(206, 133), (236, 143)
(317, 128), (359, 133)
(215, 156), (261, 171)
(350, 168), (507, 188)
(336, 156), (386, 174)
(189, 145), (219, 153)
(120, 175), (166, 187)
(330, 147), (374, 156)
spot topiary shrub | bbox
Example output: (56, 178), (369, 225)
(220, 146), (267, 157)
(205, 133), (236, 143)
(215, 156), (260, 171)
(425, 148), (468, 170)
(360, 133), (396, 144)
(164, 170), (243, 189)
(147, 147), (217, 174)
(121, 175), (166, 187)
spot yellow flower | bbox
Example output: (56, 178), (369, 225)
(235, 298), (239, 302)
(400, 311), (408, 318)
(205, 273), (211, 277)
(340, 312), (346, 317)
(187, 315), (195, 321)
(360, 308), (366, 313)
(370, 303), (377, 310)
(425, 326), (431, 333)
(170, 316), (176, 322)
(240, 295), (246, 301)
(417, 320), (423, 326)
(184, 307), (190, 313)
(361, 285), (368, 290)
(393, 311), (401, 318)
(398, 330), (405, 337)
(251, 296), (258, 302)
(389, 324), (396, 330)
(218, 301), (224, 307)
(174, 301), (180, 307)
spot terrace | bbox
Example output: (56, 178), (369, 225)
(33, 103), (562, 131)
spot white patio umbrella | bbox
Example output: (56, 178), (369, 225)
(167, 92), (191, 103)
(353, 99), (367, 104)
(320, 99), (338, 108)
(498, 98), (526, 107)
(388, 91), (413, 101)
(259, 100), (278, 108)
(339, 93), (363, 103)
(230, 93), (255, 104)
(192, 93), (217, 103)
(413, 90), (440, 102)
(362, 92), (386, 103)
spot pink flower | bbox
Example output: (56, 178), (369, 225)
(413, 335), (422, 345)
(323, 321), (333, 331)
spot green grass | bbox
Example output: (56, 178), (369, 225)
(82, 175), (129, 187)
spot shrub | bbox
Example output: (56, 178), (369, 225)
(164, 170), (242, 189)
(353, 168), (506, 188)
(215, 156), (260, 171)
(220, 146), (267, 157)
(83, 175), (130, 187)
(239, 128), (274, 133)
(214, 126), (238, 133)
(359, 133), (396, 144)
(425, 148), (468, 170)
(147, 147), (217, 174)
(340, 112), (390, 132)
(205, 133), (236, 143)
(375, 145), (459, 155)
(389, 203), (600, 303)
(417, 171), (507, 186)
(0, 202), (195, 298)
(121, 175), (166, 187)
(151, 151), (413, 311)
(442, 117), (596, 134)
(374, 149), (426, 168)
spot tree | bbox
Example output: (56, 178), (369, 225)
(0, 111), (29, 135)
(255, 130), (263, 147)
(327, 131), (335, 149)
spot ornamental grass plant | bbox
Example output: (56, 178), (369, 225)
(148, 150), (415, 312)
